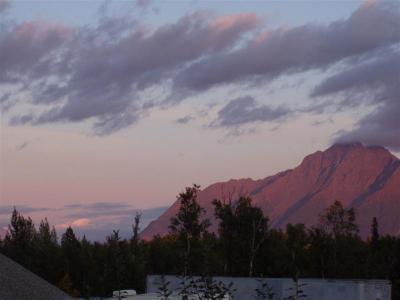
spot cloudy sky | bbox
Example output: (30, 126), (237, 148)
(1, 0), (399, 240)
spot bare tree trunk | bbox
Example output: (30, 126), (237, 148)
(249, 218), (267, 277)
(320, 255), (325, 279)
(249, 219), (256, 277)
(184, 235), (191, 276)
(249, 253), (255, 277)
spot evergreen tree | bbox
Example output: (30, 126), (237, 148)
(148, 234), (181, 275)
(132, 212), (142, 249)
(80, 235), (93, 297)
(169, 184), (210, 276)
(104, 230), (124, 294)
(34, 218), (60, 282)
(3, 208), (37, 269)
(61, 227), (82, 295)
(370, 217), (379, 247)
(1, 194), (399, 298)
(57, 273), (80, 298)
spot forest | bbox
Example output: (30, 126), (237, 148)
(1, 185), (399, 299)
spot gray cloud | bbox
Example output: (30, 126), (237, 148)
(0, 0), (9, 13)
(312, 49), (399, 100)
(63, 201), (167, 223)
(0, 202), (167, 241)
(0, 21), (71, 84)
(0, 205), (49, 215)
(64, 202), (133, 218)
(66, 207), (155, 219)
(63, 203), (168, 241)
(335, 103), (400, 151)
(1, 0), (399, 146)
(174, 1), (400, 92)
(212, 96), (291, 128)
(3, 11), (259, 134)
(175, 115), (195, 124)
(64, 202), (131, 211)
(312, 48), (400, 150)
(135, 0), (152, 9)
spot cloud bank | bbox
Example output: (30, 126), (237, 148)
(212, 96), (291, 128)
(312, 49), (400, 150)
(1, 1), (399, 149)
(2, 10), (260, 135)
(0, 205), (49, 215)
(0, 0), (9, 13)
(0, 202), (167, 241)
(175, 1), (400, 91)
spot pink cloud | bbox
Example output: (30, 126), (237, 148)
(210, 13), (260, 32)
(72, 218), (91, 227)
(252, 29), (272, 44)
(12, 21), (71, 42)
(57, 218), (91, 229)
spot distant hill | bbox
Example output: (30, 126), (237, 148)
(141, 143), (400, 239)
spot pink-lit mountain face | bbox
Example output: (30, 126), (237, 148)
(0, 228), (7, 239)
(141, 143), (400, 239)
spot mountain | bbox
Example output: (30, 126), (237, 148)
(0, 228), (7, 238)
(141, 143), (400, 239)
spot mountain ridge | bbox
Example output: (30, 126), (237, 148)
(141, 143), (400, 239)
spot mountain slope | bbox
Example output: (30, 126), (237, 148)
(141, 143), (400, 239)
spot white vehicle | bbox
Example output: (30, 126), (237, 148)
(112, 289), (137, 299)
(110, 290), (231, 300)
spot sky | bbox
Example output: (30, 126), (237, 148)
(0, 0), (399, 240)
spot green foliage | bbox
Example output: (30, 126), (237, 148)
(313, 201), (365, 278)
(319, 200), (359, 238)
(213, 197), (269, 277)
(57, 273), (80, 298)
(61, 226), (83, 295)
(285, 224), (310, 279)
(34, 218), (60, 282)
(3, 208), (36, 269)
(169, 184), (210, 241)
(1, 196), (399, 299)
(370, 217), (379, 247)
(169, 184), (210, 276)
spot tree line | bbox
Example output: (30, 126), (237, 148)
(0, 184), (399, 298)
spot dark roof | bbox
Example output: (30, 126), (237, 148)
(0, 253), (71, 300)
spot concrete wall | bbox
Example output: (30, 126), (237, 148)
(146, 275), (391, 300)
